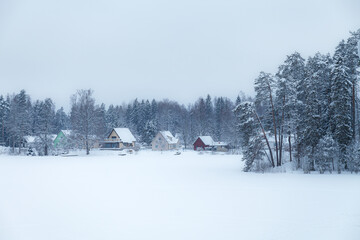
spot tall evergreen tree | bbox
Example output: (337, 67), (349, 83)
(0, 95), (9, 145)
(254, 72), (280, 166)
(331, 40), (353, 171)
(6, 90), (32, 153)
(277, 52), (306, 167)
(33, 98), (56, 155)
(234, 102), (272, 171)
(54, 107), (70, 133)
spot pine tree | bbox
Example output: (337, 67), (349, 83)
(331, 40), (353, 172)
(254, 72), (280, 166)
(235, 95), (241, 107)
(94, 103), (107, 138)
(33, 98), (56, 155)
(7, 90), (32, 153)
(277, 52), (306, 167)
(314, 133), (338, 174)
(234, 102), (269, 171)
(54, 107), (70, 134)
(204, 94), (214, 135)
(0, 95), (9, 145)
(344, 30), (360, 139)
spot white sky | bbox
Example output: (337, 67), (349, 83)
(0, 0), (359, 111)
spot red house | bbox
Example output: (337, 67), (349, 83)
(193, 136), (215, 150)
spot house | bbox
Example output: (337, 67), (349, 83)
(152, 131), (180, 151)
(53, 130), (73, 149)
(193, 136), (228, 151)
(213, 141), (229, 152)
(193, 136), (215, 150)
(101, 128), (136, 149)
(23, 135), (37, 149)
(53, 130), (99, 151)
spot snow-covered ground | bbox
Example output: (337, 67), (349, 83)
(0, 150), (359, 240)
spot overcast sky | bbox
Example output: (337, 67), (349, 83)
(0, 0), (359, 111)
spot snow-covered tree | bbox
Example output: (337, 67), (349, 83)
(254, 72), (280, 166)
(32, 98), (56, 155)
(6, 90), (32, 153)
(0, 95), (9, 145)
(204, 94), (214, 135)
(234, 102), (275, 171)
(70, 89), (98, 155)
(277, 52), (306, 167)
(54, 107), (70, 134)
(330, 40), (353, 172)
(314, 134), (339, 174)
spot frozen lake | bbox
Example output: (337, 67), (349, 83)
(0, 150), (359, 240)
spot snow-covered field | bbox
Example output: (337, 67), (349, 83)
(0, 150), (359, 240)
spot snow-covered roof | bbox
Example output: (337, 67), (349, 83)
(213, 141), (228, 146)
(61, 130), (73, 137)
(113, 128), (136, 143)
(198, 136), (214, 146)
(24, 135), (36, 143)
(50, 134), (57, 141)
(160, 131), (179, 144)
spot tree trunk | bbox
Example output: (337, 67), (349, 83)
(268, 84), (279, 167)
(254, 110), (275, 167)
(352, 81), (356, 139)
(86, 137), (90, 155)
(279, 128), (283, 166)
(288, 135), (292, 162)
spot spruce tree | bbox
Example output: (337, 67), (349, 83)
(331, 40), (353, 171)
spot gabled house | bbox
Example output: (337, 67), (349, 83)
(53, 130), (73, 149)
(193, 136), (228, 151)
(213, 141), (229, 152)
(101, 128), (136, 149)
(23, 135), (37, 149)
(152, 131), (180, 151)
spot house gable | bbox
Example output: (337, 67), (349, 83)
(108, 129), (120, 141)
(102, 128), (136, 149)
(193, 136), (215, 150)
(152, 131), (180, 151)
(152, 132), (168, 151)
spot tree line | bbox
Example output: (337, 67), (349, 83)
(235, 29), (360, 173)
(0, 89), (247, 155)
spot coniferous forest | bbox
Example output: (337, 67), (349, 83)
(1, 29), (359, 173)
(0, 89), (244, 155)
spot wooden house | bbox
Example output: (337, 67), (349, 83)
(152, 131), (180, 151)
(193, 136), (215, 150)
(53, 130), (73, 148)
(101, 128), (136, 149)
(193, 136), (228, 151)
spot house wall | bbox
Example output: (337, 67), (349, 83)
(108, 130), (119, 140)
(152, 133), (169, 151)
(54, 132), (67, 148)
(102, 129), (135, 149)
(193, 138), (207, 150)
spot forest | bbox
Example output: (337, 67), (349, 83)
(0, 89), (245, 155)
(0, 29), (359, 173)
(235, 29), (360, 173)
